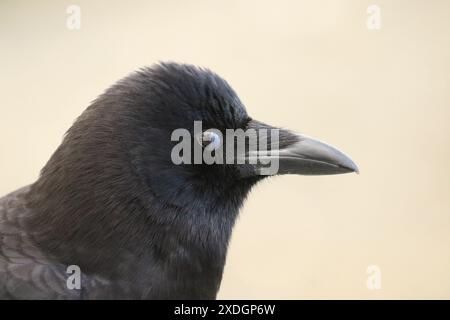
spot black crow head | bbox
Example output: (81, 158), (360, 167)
(105, 63), (358, 207)
(27, 63), (358, 296)
(32, 62), (358, 222)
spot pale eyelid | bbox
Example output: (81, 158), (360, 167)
(203, 131), (221, 150)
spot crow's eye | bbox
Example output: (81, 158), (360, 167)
(197, 130), (221, 150)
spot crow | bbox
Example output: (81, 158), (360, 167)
(0, 62), (358, 299)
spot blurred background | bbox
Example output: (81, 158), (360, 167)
(1, 0), (449, 299)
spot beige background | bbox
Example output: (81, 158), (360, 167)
(1, 0), (449, 299)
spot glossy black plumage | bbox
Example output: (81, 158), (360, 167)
(0, 62), (357, 299)
(0, 63), (263, 299)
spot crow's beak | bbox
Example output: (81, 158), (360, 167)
(242, 120), (359, 176)
(269, 133), (359, 175)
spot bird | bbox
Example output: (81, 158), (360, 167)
(0, 62), (358, 299)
